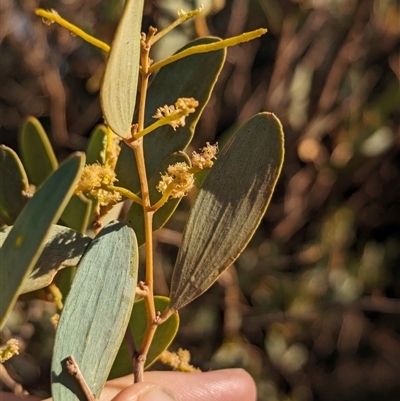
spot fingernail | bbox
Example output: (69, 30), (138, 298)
(137, 385), (176, 401)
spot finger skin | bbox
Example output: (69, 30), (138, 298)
(0, 368), (257, 401)
(111, 369), (257, 401)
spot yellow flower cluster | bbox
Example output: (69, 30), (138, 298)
(159, 348), (200, 372)
(191, 142), (218, 170)
(75, 163), (121, 206)
(156, 162), (195, 198)
(153, 97), (199, 130)
(156, 143), (218, 201)
(0, 339), (19, 363)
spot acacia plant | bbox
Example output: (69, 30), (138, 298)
(0, 1), (284, 400)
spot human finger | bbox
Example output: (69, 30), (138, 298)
(110, 369), (257, 401)
(0, 368), (257, 401)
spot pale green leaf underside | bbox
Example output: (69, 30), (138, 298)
(0, 153), (85, 328)
(100, 0), (145, 138)
(51, 221), (139, 401)
(169, 113), (285, 310)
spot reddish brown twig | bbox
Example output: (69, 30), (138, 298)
(66, 355), (97, 401)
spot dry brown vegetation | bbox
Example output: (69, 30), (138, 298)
(1, 0), (399, 400)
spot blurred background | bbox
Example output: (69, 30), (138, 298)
(1, 0), (399, 400)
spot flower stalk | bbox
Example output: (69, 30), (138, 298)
(35, 9), (110, 52)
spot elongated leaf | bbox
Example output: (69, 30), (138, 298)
(19, 117), (58, 186)
(60, 194), (92, 233)
(54, 265), (76, 302)
(86, 125), (108, 165)
(125, 152), (190, 245)
(0, 225), (90, 294)
(51, 221), (138, 401)
(0, 146), (29, 225)
(115, 37), (226, 193)
(195, 122), (240, 188)
(62, 124), (109, 233)
(169, 113), (284, 310)
(0, 153), (85, 328)
(100, 0), (144, 138)
(109, 296), (179, 379)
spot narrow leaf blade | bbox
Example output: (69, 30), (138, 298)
(60, 194), (92, 233)
(19, 117), (58, 186)
(169, 113), (285, 310)
(0, 153), (85, 328)
(100, 0), (144, 138)
(0, 146), (29, 225)
(86, 125), (108, 165)
(60, 124), (109, 233)
(51, 221), (139, 401)
(0, 225), (90, 294)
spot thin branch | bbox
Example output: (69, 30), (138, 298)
(128, 37), (157, 384)
(66, 355), (97, 401)
(149, 7), (203, 46)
